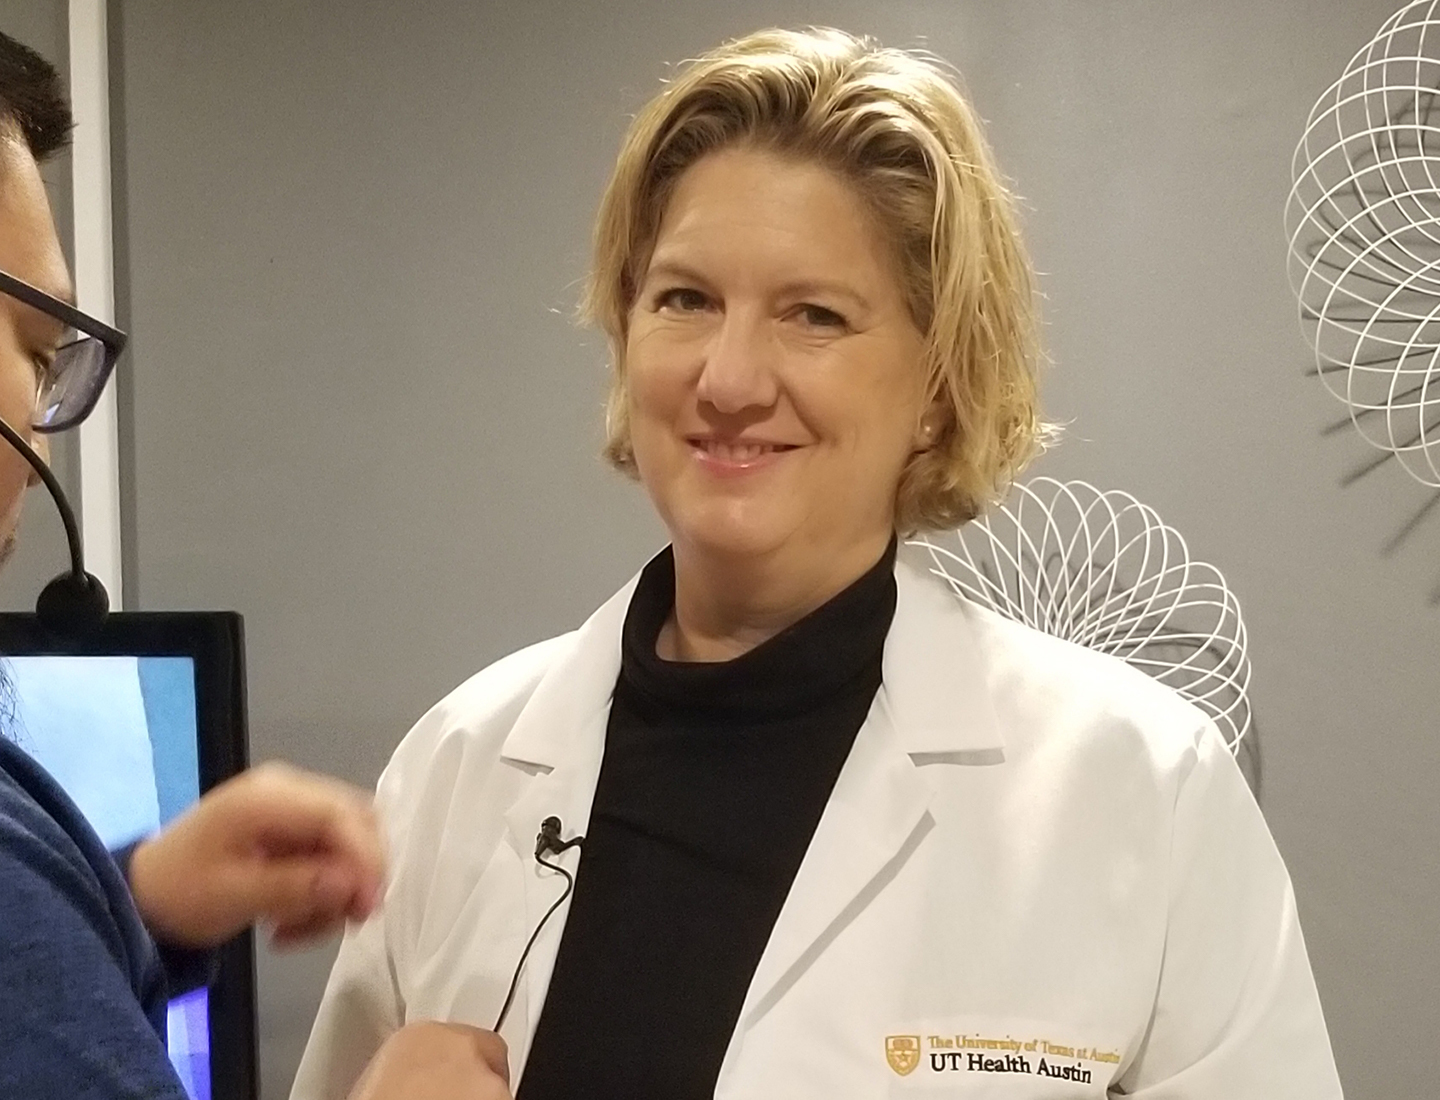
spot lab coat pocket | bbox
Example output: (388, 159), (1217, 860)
(881, 1019), (1119, 1097)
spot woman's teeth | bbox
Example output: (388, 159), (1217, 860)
(702, 441), (781, 462)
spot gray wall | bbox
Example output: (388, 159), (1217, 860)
(0, 1), (81, 614)
(97, 1), (1440, 1097)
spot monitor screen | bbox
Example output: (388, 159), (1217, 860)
(0, 613), (254, 1100)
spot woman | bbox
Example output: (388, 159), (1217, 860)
(295, 27), (1341, 1099)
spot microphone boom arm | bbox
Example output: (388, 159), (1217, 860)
(0, 414), (110, 634)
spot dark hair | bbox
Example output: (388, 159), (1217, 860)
(0, 31), (73, 162)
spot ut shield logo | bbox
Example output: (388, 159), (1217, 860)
(886, 1035), (921, 1076)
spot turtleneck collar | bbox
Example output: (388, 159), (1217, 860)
(619, 538), (898, 723)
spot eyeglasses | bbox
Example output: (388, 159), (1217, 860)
(0, 268), (127, 433)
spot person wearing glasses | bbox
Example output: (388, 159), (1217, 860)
(0, 31), (512, 1100)
(0, 262), (123, 435)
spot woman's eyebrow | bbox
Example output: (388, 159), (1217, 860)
(643, 261), (872, 312)
(773, 279), (871, 312)
(643, 259), (711, 287)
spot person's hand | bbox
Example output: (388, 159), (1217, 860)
(348, 1022), (511, 1100)
(127, 761), (385, 949)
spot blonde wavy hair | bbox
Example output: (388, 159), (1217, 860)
(583, 26), (1051, 530)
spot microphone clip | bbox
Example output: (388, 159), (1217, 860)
(534, 815), (584, 860)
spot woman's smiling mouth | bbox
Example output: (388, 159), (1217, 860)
(688, 436), (802, 473)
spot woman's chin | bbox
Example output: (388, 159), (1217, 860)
(669, 511), (795, 562)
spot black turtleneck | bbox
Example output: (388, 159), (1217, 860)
(517, 540), (897, 1100)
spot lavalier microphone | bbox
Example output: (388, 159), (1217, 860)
(495, 815), (585, 1032)
(535, 814), (584, 859)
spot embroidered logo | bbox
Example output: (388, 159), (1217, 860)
(885, 1035), (922, 1076)
(889, 1029), (1119, 1084)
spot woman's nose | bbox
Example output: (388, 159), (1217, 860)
(695, 311), (779, 414)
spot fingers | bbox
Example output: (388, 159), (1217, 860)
(246, 764), (386, 874)
(231, 763), (387, 919)
(127, 761), (389, 949)
(347, 1022), (511, 1100)
(269, 905), (350, 950)
(466, 1027), (511, 1087)
(265, 861), (379, 947)
(242, 858), (355, 937)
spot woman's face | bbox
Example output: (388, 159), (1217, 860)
(625, 147), (929, 570)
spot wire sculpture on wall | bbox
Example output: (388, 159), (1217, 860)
(1286, 0), (1440, 592)
(913, 479), (1254, 763)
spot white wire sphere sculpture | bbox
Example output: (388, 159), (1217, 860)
(1286, 0), (1440, 488)
(913, 479), (1253, 752)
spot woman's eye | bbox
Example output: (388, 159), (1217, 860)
(796, 303), (848, 330)
(657, 287), (709, 312)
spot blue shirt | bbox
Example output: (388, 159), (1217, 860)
(0, 734), (208, 1099)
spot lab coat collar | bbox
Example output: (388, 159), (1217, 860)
(497, 575), (636, 772)
(497, 557), (1007, 771)
(883, 559), (1007, 762)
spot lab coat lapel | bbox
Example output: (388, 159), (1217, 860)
(496, 575), (637, 1043)
(733, 687), (933, 1029)
(489, 558), (1005, 1058)
(731, 561), (1007, 1030)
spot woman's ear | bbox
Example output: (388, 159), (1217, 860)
(912, 403), (947, 452)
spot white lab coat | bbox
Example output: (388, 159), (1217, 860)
(292, 559), (1342, 1099)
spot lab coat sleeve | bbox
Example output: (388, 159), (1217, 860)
(1118, 724), (1343, 1098)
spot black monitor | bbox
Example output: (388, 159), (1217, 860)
(0, 611), (256, 1100)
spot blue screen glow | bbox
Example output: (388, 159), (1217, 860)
(6, 655), (209, 1100)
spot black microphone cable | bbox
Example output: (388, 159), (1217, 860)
(493, 816), (583, 1032)
(0, 414), (109, 634)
